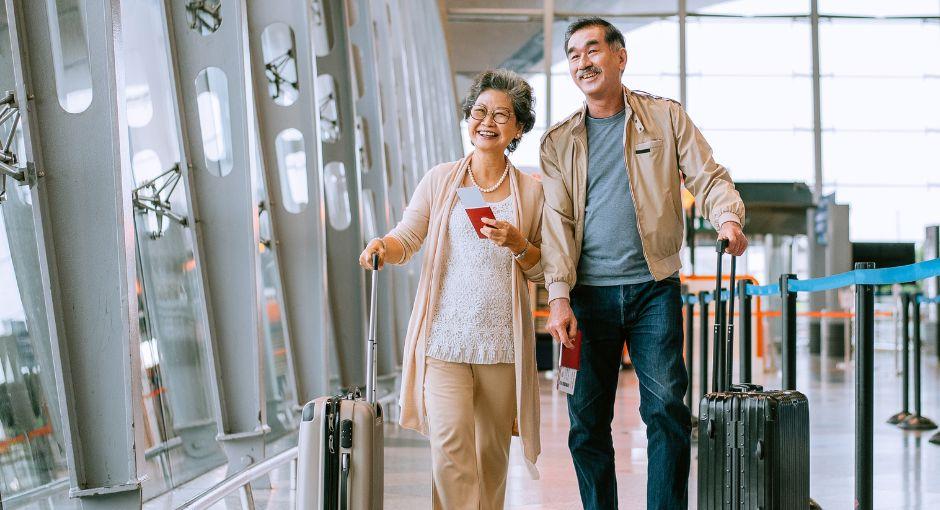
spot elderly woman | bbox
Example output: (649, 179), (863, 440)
(358, 69), (543, 509)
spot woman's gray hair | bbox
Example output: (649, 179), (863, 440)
(461, 69), (536, 153)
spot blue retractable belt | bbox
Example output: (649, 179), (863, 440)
(743, 258), (940, 296)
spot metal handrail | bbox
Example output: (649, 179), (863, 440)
(179, 446), (298, 510)
(2, 477), (70, 506)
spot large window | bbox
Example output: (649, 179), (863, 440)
(122, 0), (226, 498)
(686, 17), (813, 183)
(820, 18), (940, 241)
(0, 2), (72, 505)
(0, 192), (74, 507)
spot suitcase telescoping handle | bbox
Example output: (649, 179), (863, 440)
(366, 253), (379, 404)
(714, 239), (737, 392)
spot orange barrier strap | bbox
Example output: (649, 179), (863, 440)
(0, 423), (53, 453)
(143, 386), (166, 400)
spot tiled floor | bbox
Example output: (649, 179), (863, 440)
(144, 348), (940, 509)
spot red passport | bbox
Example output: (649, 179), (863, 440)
(465, 206), (496, 239)
(560, 331), (582, 370)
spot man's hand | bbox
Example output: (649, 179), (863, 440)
(718, 221), (748, 256)
(547, 298), (578, 349)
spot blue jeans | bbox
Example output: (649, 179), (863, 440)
(568, 280), (690, 510)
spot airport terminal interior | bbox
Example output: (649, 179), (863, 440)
(0, 0), (939, 509)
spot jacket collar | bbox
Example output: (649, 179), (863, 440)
(570, 85), (644, 137)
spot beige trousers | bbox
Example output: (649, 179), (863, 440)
(424, 357), (517, 510)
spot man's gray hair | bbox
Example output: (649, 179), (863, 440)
(564, 17), (625, 53)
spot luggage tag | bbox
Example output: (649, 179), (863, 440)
(555, 330), (582, 395)
(456, 186), (495, 239)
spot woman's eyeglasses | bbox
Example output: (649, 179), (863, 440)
(469, 105), (513, 124)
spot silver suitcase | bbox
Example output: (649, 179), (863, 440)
(297, 255), (384, 509)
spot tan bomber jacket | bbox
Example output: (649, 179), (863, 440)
(540, 86), (746, 303)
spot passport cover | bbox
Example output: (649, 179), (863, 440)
(465, 206), (495, 239)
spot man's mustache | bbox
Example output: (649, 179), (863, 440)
(577, 66), (602, 78)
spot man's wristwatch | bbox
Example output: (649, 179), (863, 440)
(512, 239), (530, 261)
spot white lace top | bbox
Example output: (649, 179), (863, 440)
(425, 194), (516, 365)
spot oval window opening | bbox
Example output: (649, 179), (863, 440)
(195, 67), (234, 176)
(47, 0), (93, 113)
(324, 161), (351, 230)
(187, 0), (222, 35)
(274, 128), (308, 213)
(316, 75), (340, 143)
(261, 23), (299, 106)
(310, 0), (333, 57)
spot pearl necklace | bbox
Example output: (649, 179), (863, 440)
(468, 158), (510, 193)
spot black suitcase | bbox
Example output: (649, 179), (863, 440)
(698, 240), (811, 509)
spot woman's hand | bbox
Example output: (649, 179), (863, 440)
(358, 238), (386, 270)
(480, 217), (526, 255)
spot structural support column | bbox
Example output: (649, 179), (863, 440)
(544, 0), (554, 131)
(346, 0), (400, 382)
(314, 0), (368, 388)
(678, 0), (687, 107)
(807, 0), (827, 352)
(163, 0), (269, 470)
(371, 0), (416, 362)
(6, 0), (143, 506)
(244, 0), (334, 407)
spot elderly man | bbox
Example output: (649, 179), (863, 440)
(540, 17), (748, 510)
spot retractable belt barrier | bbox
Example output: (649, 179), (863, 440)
(682, 257), (940, 510)
(917, 294), (940, 305)
(744, 258), (940, 296)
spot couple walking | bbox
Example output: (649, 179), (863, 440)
(359, 17), (747, 510)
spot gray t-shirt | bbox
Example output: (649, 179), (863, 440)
(577, 108), (654, 286)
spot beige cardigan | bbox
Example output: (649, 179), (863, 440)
(387, 154), (544, 468)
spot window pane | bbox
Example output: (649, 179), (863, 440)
(195, 67), (234, 176)
(125, 75), (153, 128)
(310, 0), (333, 57)
(0, 193), (71, 502)
(47, 0), (93, 113)
(825, 186), (940, 242)
(819, 0), (940, 16)
(186, 0), (221, 35)
(122, 0), (226, 495)
(258, 228), (297, 441)
(261, 23), (299, 107)
(324, 161), (352, 230)
(316, 75), (341, 143)
(692, 0), (809, 16)
(820, 19), (940, 240)
(274, 128), (308, 213)
(361, 189), (377, 243)
(687, 17), (813, 183)
(556, 0), (678, 14)
(133, 220), (226, 496)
